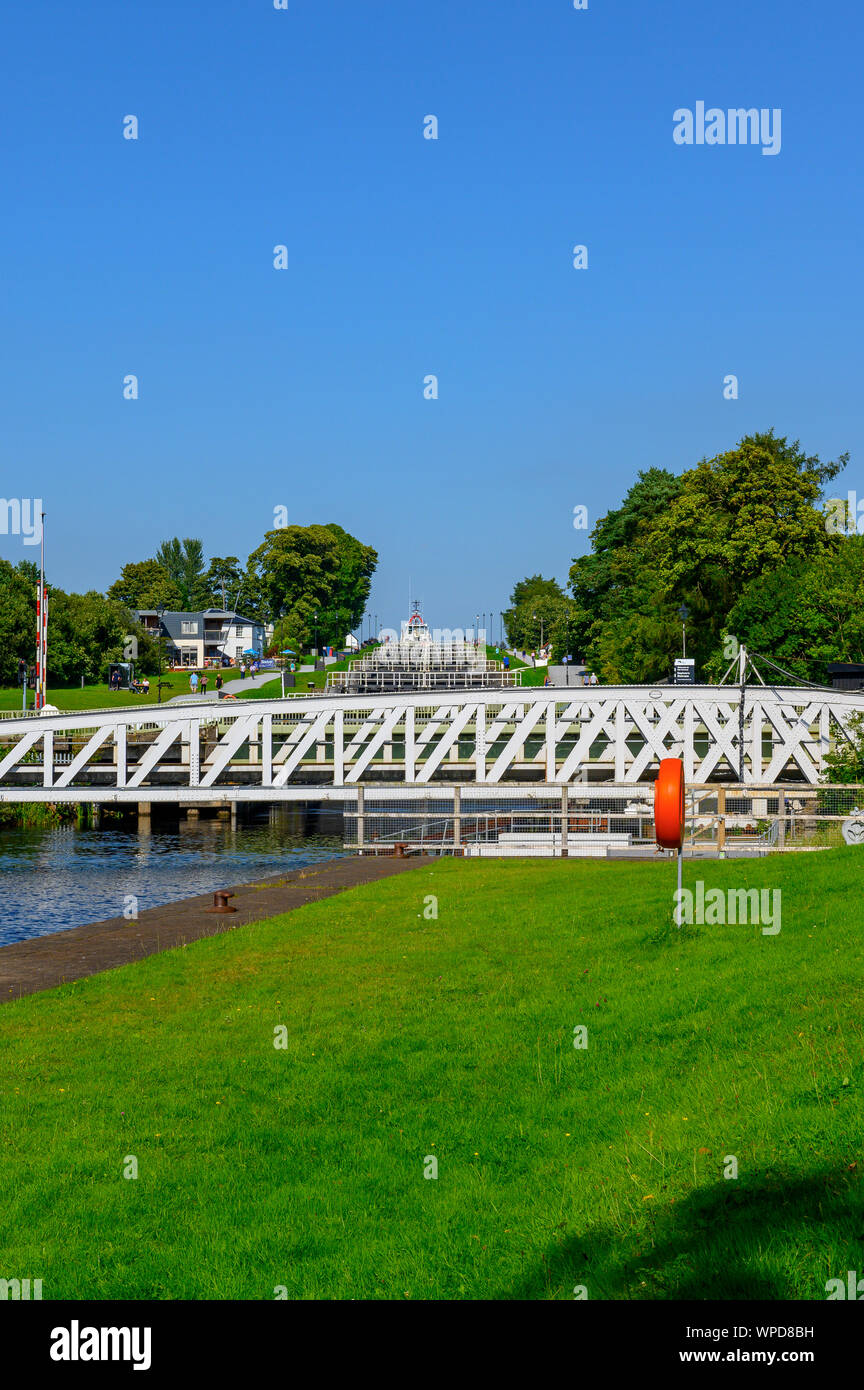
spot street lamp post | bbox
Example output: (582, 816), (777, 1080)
(156, 607), (166, 704)
(678, 603), (689, 658)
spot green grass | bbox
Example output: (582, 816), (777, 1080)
(0, 673), (201, 712)
(1, 850), (862, 1300)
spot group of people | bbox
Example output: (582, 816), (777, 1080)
(109, 668), (150, 695)
(189, 670), (225, 696)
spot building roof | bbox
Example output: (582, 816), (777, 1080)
(132, 609), (263, 642)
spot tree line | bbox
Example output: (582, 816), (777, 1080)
(0, 522), (377, 687)
(505, 430), (860, 685)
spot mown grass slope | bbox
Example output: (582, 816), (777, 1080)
(0, 850), (861, 1300)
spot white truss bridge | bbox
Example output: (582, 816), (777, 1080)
(0, 683), (861, 805)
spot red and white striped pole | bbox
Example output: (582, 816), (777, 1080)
(35, 513), (47, 710)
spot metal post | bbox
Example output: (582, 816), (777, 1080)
(561, 785), (568, 858)
(357, 785), (365, 851)
(676, 849), (683, 927)
(453, 786), (461, 853)
(738, 645), (747, 784)
(717, 787), (726, 856)
(778, 789), (786, 849)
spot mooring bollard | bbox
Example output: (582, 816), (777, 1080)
(206, 890), (237, 914)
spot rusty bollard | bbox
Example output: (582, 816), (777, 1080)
(205, 890), (237, 914)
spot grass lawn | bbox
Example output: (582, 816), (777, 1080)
(0, 672), (203, 712)
(1, 849), (861, 1300)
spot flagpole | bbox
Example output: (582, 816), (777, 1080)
(38, 512), (46, 709)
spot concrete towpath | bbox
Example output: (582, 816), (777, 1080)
(0, 854), (434, 1003)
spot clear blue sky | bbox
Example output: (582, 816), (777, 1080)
(1, 0), (860, 636)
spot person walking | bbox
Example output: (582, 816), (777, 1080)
(200, 673), (208, 696)
(240, 662), (246, 680)
(215, 673), (223, 693)
(190, 669), (199, 694)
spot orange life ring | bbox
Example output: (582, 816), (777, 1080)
(654, 757), (685, 850)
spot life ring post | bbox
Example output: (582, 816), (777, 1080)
(654, 757), (686, 929)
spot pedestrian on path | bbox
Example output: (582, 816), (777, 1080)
(189, 670), (199, 693)
(240, 663), (246, 680)
(215, 674), (223, 692)
(200, 674), (208, 695)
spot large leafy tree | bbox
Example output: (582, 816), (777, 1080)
(246, 523), (377, 648)
(0, 558), (148, 686)
(567, 434), (849, 683)
(569, 468), (685, 679)
(199, 555), (245, 611)
(107, 560), (183, 611)
(47, 590), (135, 684)
(0, 559), (39, 685)
(710, 537), (864, 683)
(652, 431), (845, 600)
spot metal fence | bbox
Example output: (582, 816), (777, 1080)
(344, 785), (864, 856)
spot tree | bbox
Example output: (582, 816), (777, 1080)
(107, 560), (183, 611)
(199, 555), (245, 611)
(155, 538), (206, 609)
(569, 468), (684, 680)
(709, 536), (864, 682)
(0, 559), (39, 685)
(567, 434), (849, 683)
(47, 591), (132, 684)
(652, 431), (846, 616)
(246, 523), (377, 647)
(502, 575), (577, 657)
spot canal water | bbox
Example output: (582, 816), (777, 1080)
(0, 809), (345, 947)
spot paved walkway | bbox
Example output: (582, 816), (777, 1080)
(0, 854), (433, 1002)
(165, 662), (336, 705)
(165, 669), (279, 705)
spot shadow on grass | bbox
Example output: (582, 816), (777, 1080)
(502, 1169), (862, 1300)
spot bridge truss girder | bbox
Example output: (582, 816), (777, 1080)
(0, 686), (860, 800)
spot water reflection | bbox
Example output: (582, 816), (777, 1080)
(0, 810), (345, 946)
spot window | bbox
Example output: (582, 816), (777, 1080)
(181, 620), (198, 635)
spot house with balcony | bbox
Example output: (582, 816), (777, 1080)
(134, 609), (267, 667)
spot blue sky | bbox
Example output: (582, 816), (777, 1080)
(1, 0), (860, 635)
